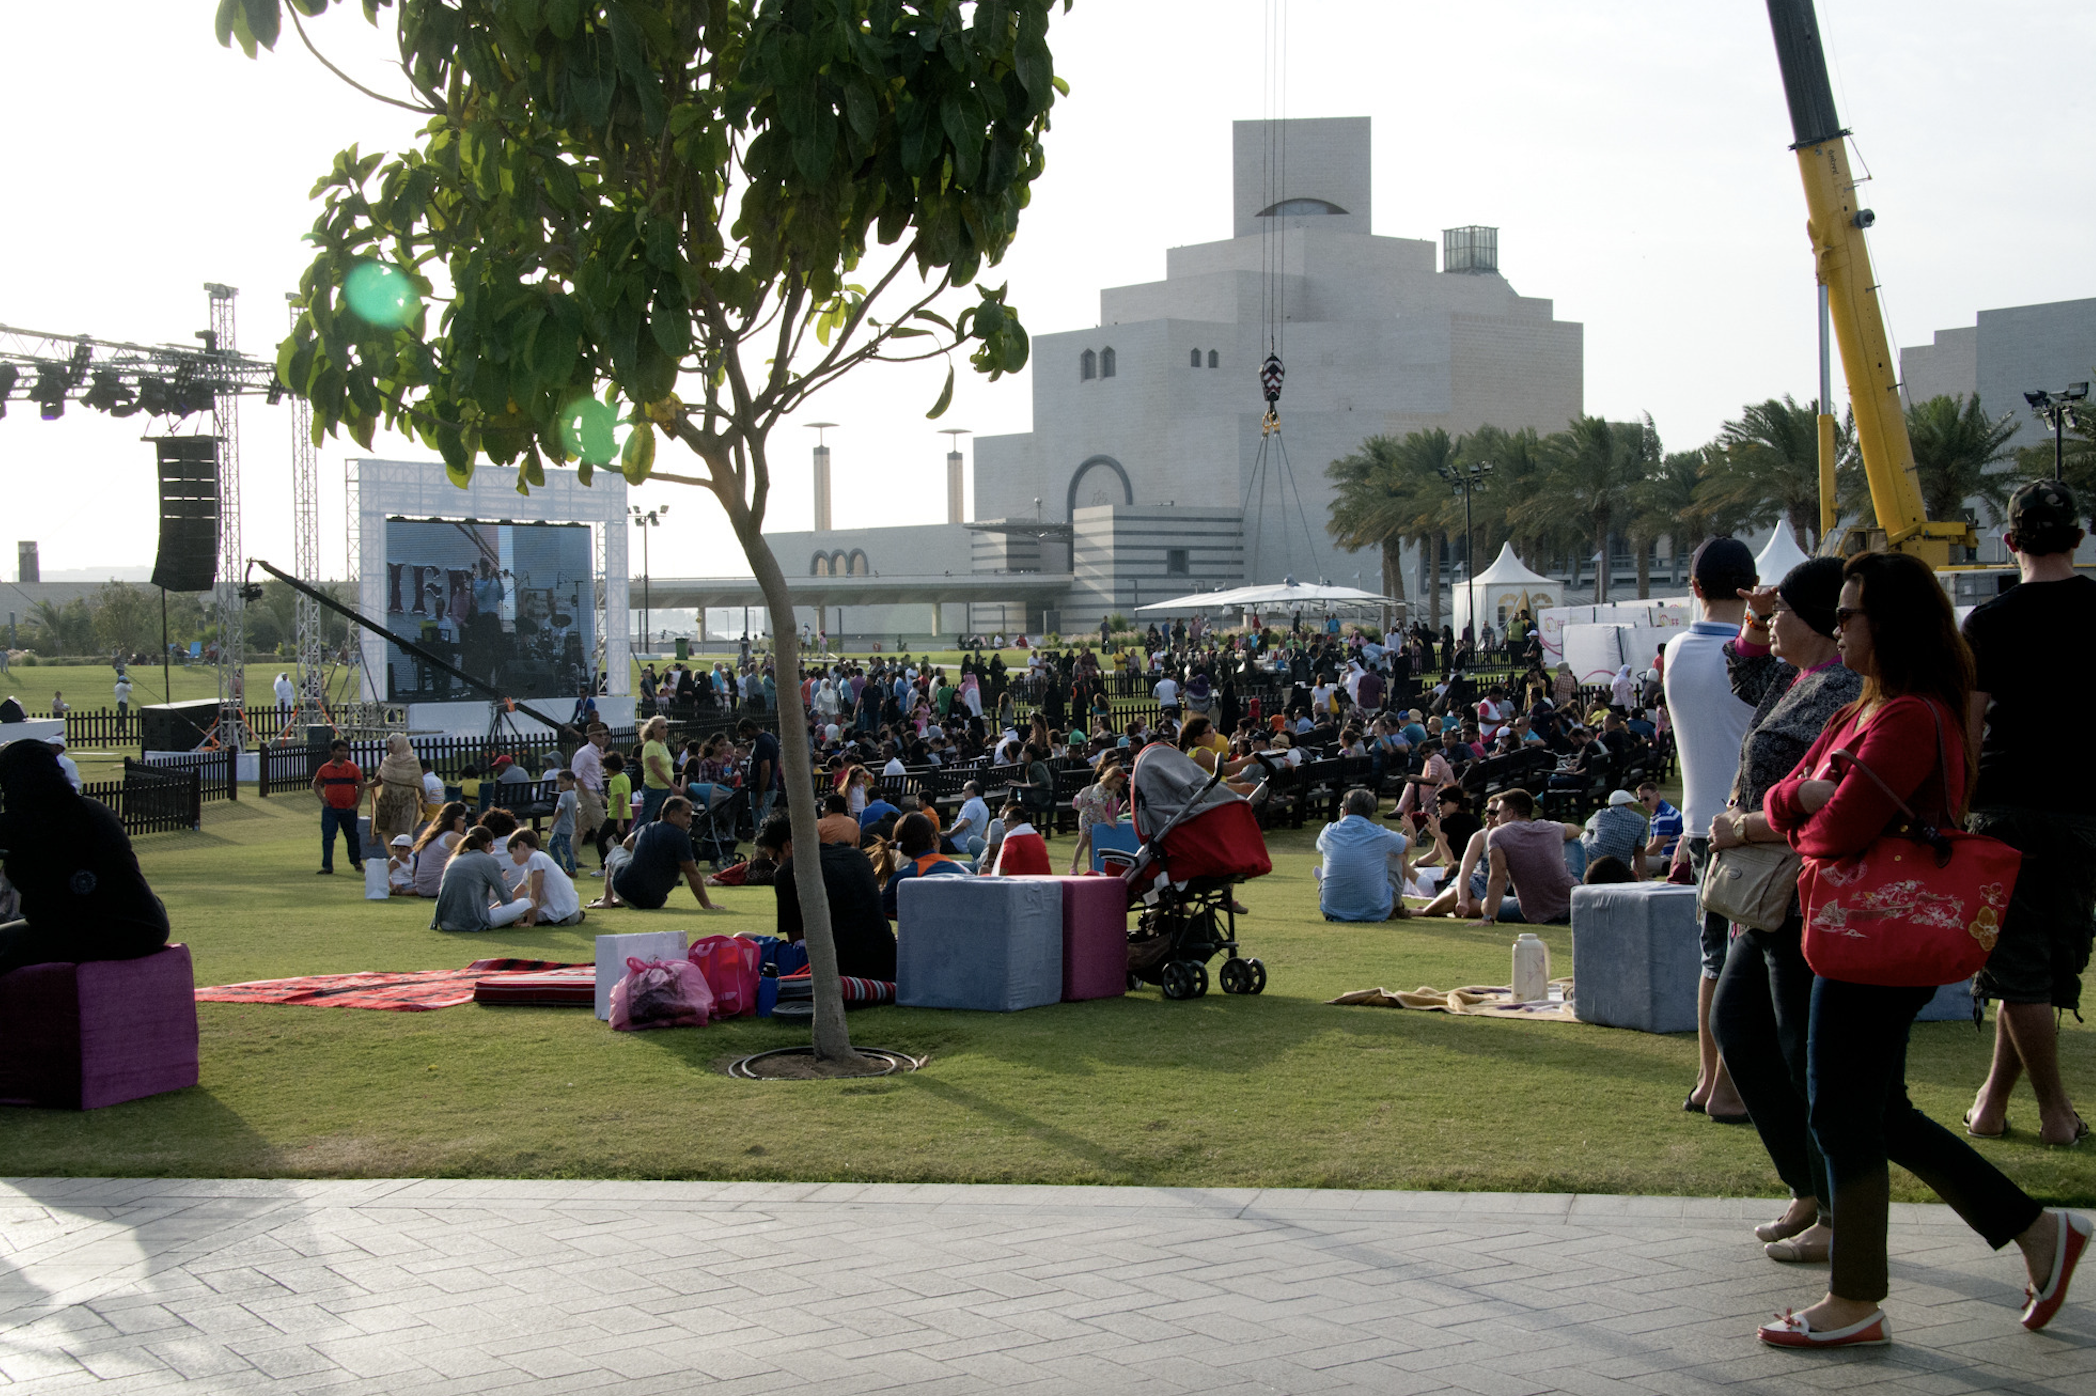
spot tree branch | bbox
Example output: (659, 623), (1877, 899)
(290, 8), (442, 116)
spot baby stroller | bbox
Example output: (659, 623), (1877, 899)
(1105, 743), (1272, 1000)
(684, 781), (745, 870)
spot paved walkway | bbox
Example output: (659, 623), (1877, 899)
(2, 1180), (2091, 1394)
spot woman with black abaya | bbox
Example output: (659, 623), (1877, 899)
(0, 740), (170, 976)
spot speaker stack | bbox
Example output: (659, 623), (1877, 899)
(148, 436), (221, 593)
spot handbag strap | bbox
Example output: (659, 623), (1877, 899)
(1827, 700), (1956, 862)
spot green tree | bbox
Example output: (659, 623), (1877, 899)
(225, 0), (1066, 1063)
(27, 599), (95, 657)
(1696, 395), (1863, 550)
(91, 581), (158, 657)
(1903, 394), (2019, 538)
(1325, 429), (1461, 629)
(1524, 415), (1649, 604)
(1462, 425), (1560, 577)
(1633, 448), (1715, 592)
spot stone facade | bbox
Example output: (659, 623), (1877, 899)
(973, 116), (1583, 619)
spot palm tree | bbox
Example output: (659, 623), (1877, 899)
(1327, 429), (1460, 628)
(1906, 393), (2020, 535)
(1634, 448), (1715, 591)
(1524, 415), (1647, 603)
(1696, 395), (1862, 550)
(1326, 435), (1418, 624)
(1462, 425), (1565, 574)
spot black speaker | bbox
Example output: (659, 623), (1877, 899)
(139, 699), (224, 753)
(149, 436), (221, 593)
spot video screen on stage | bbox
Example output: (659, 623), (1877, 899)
(381, 520), (595, 703)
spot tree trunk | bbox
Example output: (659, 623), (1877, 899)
(1381, 538), (1405, 633)
(1426, 531), (1443, 630)
(738, 524), (854, 1061)
(1593, 518), (1610, 605)
(1634, 538), (1651, 599)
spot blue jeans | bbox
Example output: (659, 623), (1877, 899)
(638, 785), (670, 827)
(1806, 976), (2041, 1302)
(546, 832), (576, 876)
(1711, 914), (1825, 1211)
(320, 805), (362, 871)
(754, 788), (778, 833)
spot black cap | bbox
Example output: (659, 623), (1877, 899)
(1690, 536), (1756, 587)
(2008, 479), (2080, 537)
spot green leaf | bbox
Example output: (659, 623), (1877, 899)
(621, 419), (657, 484)
(240, 0), (282, 51)
(214, 0), (242, 49)
(926, 364), (954, 420)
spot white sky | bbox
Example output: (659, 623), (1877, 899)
(3, 1), (2090, 583)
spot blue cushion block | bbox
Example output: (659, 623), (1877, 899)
(896, 877), (1064, 1012)
(1917, 979), (1976, 1024)
(1570, 883), (1703, 1034)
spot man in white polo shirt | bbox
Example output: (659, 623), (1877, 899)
(1663, 536), (1756, 1123)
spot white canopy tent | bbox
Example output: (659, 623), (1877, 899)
(1133, 579), (1391, 615)
(1448, 542), (1560, 640)
(1754, 519), (1812, 584)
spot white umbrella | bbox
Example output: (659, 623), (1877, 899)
(1133, 579), (1391, 613)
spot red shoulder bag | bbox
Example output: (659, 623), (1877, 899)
(1798, 703), (2021, 987)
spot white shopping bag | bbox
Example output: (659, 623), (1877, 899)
(364, 856), (392, 901)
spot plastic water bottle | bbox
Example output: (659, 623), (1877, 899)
(1512, 933), (1550, 1004)
(756, 965), (779, 1018)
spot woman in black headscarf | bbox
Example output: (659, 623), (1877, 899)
(0, 739), (170, 976)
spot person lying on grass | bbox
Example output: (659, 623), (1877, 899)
(430, 827), (533, 932)
(504, 829), (586, 927)
(588, 796), (720, 913)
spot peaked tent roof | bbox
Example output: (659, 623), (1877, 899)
(1471, 542), (1555, 587)
(1754, 519), (1812, 582)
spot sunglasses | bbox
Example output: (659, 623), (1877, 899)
(1835, 606), (1865, 627)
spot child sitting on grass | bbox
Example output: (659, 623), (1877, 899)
(386, 834), (417, 895)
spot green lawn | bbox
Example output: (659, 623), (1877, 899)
(4, 796), (2091, 1204)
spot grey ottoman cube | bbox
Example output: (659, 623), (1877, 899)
(1570, 883), (1703, 1034)
(897, 877), (1064, 1011)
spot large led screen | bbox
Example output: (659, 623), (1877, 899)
(381, 520), (594, 702)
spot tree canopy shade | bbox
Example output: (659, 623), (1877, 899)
(221, 0), (1071, 1061)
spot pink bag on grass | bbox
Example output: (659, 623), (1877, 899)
(609, 957), (713, 1031)
(688, 935), (762, 1018)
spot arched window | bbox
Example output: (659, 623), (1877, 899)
(1100, 347), (1116, 378)
(1207, 349), (1219, 369)
(847, 549), (869, 576)
(1255, 198), (1349, 217)
(830, 551), (848, 576)
(1079, 349), (1096, 381)
(1189, 348), (1201, 368)
(811, 553), (830, 576)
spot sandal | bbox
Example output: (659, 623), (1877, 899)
(1963, 1108), (2010, 1140)
(2042, 1114), (2090, 1149)
(1758, 1307), (1887, 1348)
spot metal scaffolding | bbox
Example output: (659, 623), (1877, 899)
(204, 283), (250, 747)
(286, 295), (325, 734)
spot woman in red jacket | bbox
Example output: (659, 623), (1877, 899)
(1757, 551), (2088, 1349)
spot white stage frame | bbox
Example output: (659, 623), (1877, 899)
(350, 458), (632, 698)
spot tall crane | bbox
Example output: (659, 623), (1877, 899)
(1765, 0), (1975, 565)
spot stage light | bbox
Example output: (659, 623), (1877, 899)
(136, 376), (171, 416)
(83, 369), (135, 416)
(0, 364), (16, 418)
(31, 362), (67, 420)
(266, 377), (285, 405)
(343, 260), (421, 329)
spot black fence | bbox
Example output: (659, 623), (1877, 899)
(3, 759), (205, 838)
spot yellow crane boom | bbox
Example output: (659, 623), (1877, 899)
(1766, 0), (1974, 563)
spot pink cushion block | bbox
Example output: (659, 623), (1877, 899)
(1020, 875), (1129, 1002)
(0, 944), (199, 1110)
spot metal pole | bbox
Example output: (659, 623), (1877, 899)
(160, 587), (171, 708)
(1818, 283), (1837, 549)
(2056, 407), (2066, 482)
(1463, 478), (1476, 651)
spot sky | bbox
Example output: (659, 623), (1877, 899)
(3, 0), (2091, 586)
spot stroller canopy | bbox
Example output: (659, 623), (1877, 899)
(1130, 742), (1242, 843)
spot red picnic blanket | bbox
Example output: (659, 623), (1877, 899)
(196, 959), (588, 1012)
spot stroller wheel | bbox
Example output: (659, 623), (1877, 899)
(1162, 960), (1204, 1001)
(1220, 958), (1250, 995)
(1241, 957), (1267, 995)
(1126, 971), (1145, 994)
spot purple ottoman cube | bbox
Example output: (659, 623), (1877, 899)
(1020, 875), (1130, 1001)
(0, 943), (199, 1110)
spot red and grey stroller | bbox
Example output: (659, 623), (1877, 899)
(1103, 743), (1273, 1000)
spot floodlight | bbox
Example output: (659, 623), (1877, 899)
(0, 364), (15, 418)
(2027, 391), (2049, 409)
(83, 369), (134, 415)
(2069, 383), (2090, 401)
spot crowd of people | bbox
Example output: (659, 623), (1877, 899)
(5, 480), (2091, 1349)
